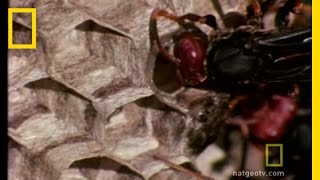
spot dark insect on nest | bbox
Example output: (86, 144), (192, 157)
(149, 3), (310, 88)
(148, 0), (310, 146)
(147, 0), (311, 178)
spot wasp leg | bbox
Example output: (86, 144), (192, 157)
(260, 0), (277, 14)
(274, 52), (311, 63)
(228, 95), (248, 110)
(248, 0), (263, 17)
(290, 84), (300, 98)
(275, 0), (305, 29)
(245, 0), (263, 27)
(292, 0), (304, 14)
(177, 13), (218, 29)
(150, 8), (181, 65)
(227, 118), (258, 138)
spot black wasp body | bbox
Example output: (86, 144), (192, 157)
(207, 28), (311, 84)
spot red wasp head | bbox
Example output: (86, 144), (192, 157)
(173, 32), (208, 85)
(149, 8), (217, 86)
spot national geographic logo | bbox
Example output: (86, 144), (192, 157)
(265, 144), (283, 167)
(8, 8), (37, 49)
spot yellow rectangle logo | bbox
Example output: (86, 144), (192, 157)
(8, 8), (37, 49)
(265, 144), (283, 167)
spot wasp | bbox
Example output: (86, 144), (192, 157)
(147, 0), (311, 178)
(148, 1), (310, 87)
(147, 0), (311, 149)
